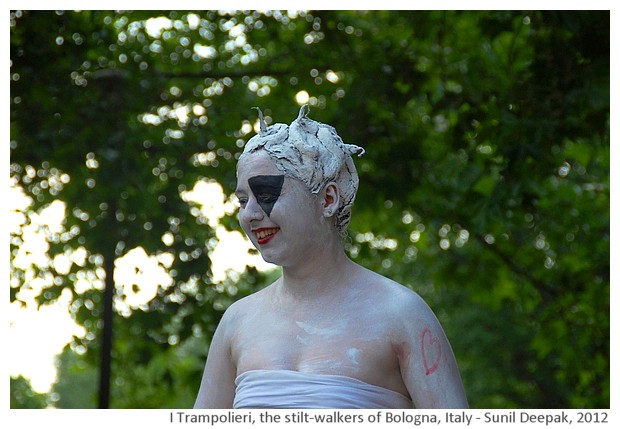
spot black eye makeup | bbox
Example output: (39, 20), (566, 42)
(248, 175), (285, 216)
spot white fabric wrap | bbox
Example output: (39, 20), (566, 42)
(233, 369), (412, 409)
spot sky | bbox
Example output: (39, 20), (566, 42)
(8, 179), (274, 393)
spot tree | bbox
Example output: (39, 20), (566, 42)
(10, 376), (49, 409)
(49, 346), (98, 408)
(10, 10), (609, 408)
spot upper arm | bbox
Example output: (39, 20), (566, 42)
(396, 292), (468, 409)
(194, 307), (238, 409)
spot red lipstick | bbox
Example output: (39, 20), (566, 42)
(252, 227), (280, 245)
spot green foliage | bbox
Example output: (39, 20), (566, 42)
(50, 347), (98, 408)
(10, 10), (609, 408)
(10, 376), (49, 409)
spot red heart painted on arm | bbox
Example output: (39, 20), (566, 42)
(421, 327), (442, 376)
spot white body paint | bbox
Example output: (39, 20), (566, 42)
(193, 107), (469, 409)
(296, 320), (344, 339)
(347, 348), (361, 366)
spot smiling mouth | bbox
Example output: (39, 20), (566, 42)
(254, 228), (280, 244)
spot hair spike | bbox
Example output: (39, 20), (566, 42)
(297, 104), (310, 120)
(252, 107), (267, 135)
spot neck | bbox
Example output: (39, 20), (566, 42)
(278, 236), (355, 301)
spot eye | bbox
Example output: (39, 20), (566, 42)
(257, 193), (278, 203)
(237, 197), (248, 208)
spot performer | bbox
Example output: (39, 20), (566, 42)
(194, 105), (468, 409)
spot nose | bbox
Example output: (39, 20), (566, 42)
(239, 197), (264, 224)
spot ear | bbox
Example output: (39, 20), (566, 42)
(321, 182), (340, 218)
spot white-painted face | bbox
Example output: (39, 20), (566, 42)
(239, 105), (364, 237)
(236, 151), (331, 266)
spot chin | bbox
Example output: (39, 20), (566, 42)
(260, 255), (281, 266)
(258, 250), (284, 266)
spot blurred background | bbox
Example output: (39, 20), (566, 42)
(9, 10), (609, 408)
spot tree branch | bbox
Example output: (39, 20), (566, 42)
(474, 233), (559, 304)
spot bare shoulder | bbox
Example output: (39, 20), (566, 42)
(354, 266), (450, 353)
(216, 280), (276, 332)
(358, 268), (468, 408)
(358, 267), (436, 321)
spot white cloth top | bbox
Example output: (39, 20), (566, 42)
(233, 369), (412, 409)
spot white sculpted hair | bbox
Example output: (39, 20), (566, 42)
(239, 105), (365, 235)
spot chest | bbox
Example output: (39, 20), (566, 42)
(231, 310), (398, 378)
